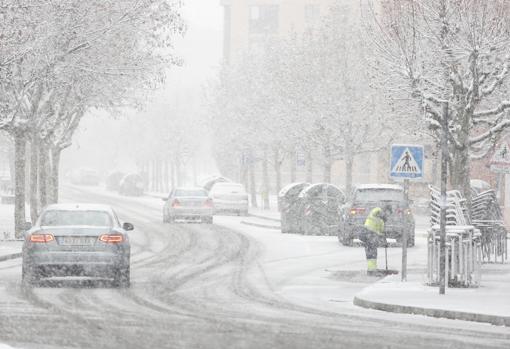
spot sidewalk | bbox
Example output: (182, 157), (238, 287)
(0, 204), (23, 262)
(243, 204), (510, 326)
(354, 263), (510, 326)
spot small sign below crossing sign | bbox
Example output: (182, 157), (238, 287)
(490, 142), (510, 173)
(390, 144), (424, 180)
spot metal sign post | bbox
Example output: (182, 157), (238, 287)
(439, 102), (449, 295)
(402, 179), (409, 281)
(390, 144), (424, 282)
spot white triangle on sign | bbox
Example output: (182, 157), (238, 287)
(491, 142), (510, 164)
(392, 148), (422, 174)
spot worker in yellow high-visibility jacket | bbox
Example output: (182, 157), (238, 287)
(361, 205), (392, 276)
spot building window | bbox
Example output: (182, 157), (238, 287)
(249, 5), (279, 34)
(304, 4), (321, 25)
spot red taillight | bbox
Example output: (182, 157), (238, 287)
(99, 234), (124, 243)
(172, 199), (180, 208)
(350, 207), (366, 215)
(396, 208), (411, 215)
(204, 198), (213, 208)
(30, 234), (55, 243)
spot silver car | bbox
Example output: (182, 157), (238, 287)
(210, 182), (249, 216)
(162, 187), (213, 223)
(22, 204), (132, 287)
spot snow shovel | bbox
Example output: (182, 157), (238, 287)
(379, 236), (398, 276)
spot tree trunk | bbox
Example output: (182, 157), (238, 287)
(249, 155), (258, 208)
(305, 149), (313, 183)
(7, 144), (15, 194)
(323, 141), (332, 183)
(345, 152), (354, 200)
(49, 147), (61, 204)
(170, 159), (176, 190)
(192, 157), (198, 186)
(151, 159), (156, 192)
(274, 146), (282, 210)
(29, 138), (39, 223)
(164, 159), (169, 193)
(290, 149), (296, 183)
(450, 146), (471, 209)
(14, 134), (27, 237)
(174, 155), (181, 187)
(262, 146), (270, 210)
(38, 142), (49, 209)
(450, 105), (472, 211)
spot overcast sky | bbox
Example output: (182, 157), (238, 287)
(62, 1), (224, 176)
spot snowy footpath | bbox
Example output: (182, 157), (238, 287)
(249, 206), (510, 327)
(0, 204), (23, 262)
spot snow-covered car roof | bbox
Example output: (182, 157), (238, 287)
(355, 184), (404, 191)
(43, 203), (114, 213)
(175, 187), (207, 191)
(278, 182), (310, 197)
(298, 183), (345, 198)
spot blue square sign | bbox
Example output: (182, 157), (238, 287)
(390, 144), (424, 180)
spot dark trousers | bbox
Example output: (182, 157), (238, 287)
(359, 227), (380, 259)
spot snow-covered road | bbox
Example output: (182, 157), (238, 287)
(0, 185), (508, 348)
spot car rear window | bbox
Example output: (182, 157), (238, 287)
(40, 210), (112, 227)
(174, 189), (208, 197)
(354, 189), (404, 202)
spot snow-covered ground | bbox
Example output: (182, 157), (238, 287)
(0, 185), (509, 349)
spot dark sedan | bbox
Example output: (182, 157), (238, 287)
(22, 204), (133, 287)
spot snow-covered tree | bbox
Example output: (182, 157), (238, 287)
(364, 0), (510, 204)
(0, 0), (184, 235)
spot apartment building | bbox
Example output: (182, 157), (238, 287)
(221, 0), (336, 63)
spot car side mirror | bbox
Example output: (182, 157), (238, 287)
(24, 222), (32, 230)
(123, 222), (134, 231)
(162, 197), (168, 202)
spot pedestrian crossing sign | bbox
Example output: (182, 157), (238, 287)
(390, 144), (424, 180)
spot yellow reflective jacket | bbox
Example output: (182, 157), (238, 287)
(364, 207), (384, 235)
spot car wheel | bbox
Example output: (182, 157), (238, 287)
(113, 265), (130, 288)
(21, 262), (38, 287)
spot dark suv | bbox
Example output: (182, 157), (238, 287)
(338, 184), (415, 247)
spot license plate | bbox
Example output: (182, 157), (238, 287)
(59, 236), (96, 246)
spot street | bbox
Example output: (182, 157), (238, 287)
(0, 186), (508, 349)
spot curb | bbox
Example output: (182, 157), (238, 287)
(240, 220), (281, 230)
(353, 295), (510, 327)
(248, 213), (281, 223)
(0, 252), (22, 262)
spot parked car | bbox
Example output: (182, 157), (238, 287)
(69, 168), (101, 186)
(21, 204), (133, 287)
(119, 173), (144, 196)
(339, 184), (415, 247)
(105, 171), (125, 191)
(162, 187), (213, 223)
(210, 182), (249, 216)
(297, 183), (346, 235)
